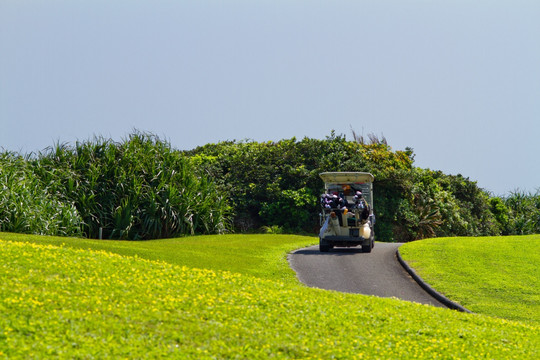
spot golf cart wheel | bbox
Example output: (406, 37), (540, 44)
(319, 238), (332, 252)
(362, 231), (374, 253)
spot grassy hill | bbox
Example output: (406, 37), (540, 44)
(0, 232), (315, 283)
(1, 232), (538, 359)
(399, 235), (540, 326)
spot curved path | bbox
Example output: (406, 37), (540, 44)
(288, 242), (447, 308)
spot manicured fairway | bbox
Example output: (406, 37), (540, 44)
(399, 235), (540, 326)
(1, 238), (538, 359)
(0, 232), (316, 283)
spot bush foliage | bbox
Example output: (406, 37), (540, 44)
(0, 153), (83, 237)
(186, 131), (510, 241)
(1, 130), (538, 240)
(490, 190), (540, 235)
(0, 132), (231, 239)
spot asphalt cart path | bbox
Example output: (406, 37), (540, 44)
(288, 242), (447, 308)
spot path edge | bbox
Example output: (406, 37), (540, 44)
(396, 248), (472, 313)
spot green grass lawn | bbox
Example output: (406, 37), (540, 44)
(399, 235), (540, 326)
(0, 232), (316, 283)
(1, 232), (539, 359)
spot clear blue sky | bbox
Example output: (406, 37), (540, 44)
(1, 1), (539, 196)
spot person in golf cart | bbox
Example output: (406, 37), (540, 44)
(320, 184), (370, 226)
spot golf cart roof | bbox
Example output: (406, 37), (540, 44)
(319, 172), (374, 184)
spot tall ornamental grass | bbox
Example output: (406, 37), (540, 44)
(33, 132), (232, 239)
(1, 132), (232, 239)
(0, 153), (83, 237)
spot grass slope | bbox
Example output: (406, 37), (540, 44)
(1, 239), (538, 359)
(0, 232), (316, 283)
(399, 235), (540, 326)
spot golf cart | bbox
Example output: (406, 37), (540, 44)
(319, 172), (375, 253)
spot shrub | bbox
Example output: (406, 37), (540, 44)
(186, 132), (503, 241)
(0, 132), (233, 240)
(259, 188), (318, 232)
(0, 152), (83, 236)
(186, 133), (416, 238)
(501, 190), (540, 235)
(3, 129), (525, 241)
(31, 132), (233, 239)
